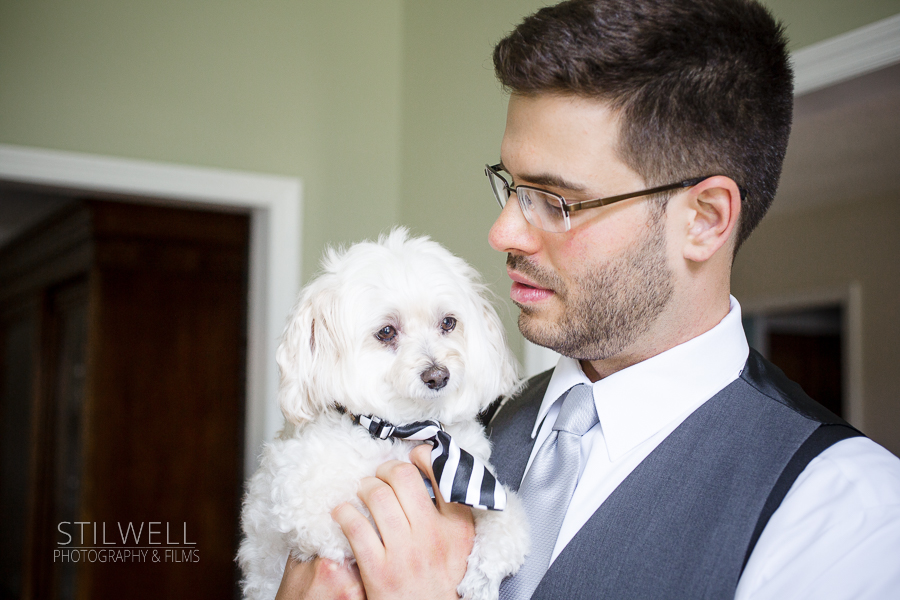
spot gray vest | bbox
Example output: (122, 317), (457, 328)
(487, 349), (859, 600)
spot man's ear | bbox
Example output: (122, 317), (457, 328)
(681, 176), (741, 263)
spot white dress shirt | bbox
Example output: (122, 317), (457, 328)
(526, 297), (900, 599)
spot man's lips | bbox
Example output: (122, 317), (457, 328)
(507, 269), (555, 304)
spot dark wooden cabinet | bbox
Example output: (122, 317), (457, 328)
(0, 200), (249, 599)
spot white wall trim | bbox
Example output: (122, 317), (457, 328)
(740, 284), (864, 430)
(0, 143), (301, 476)
(792, 12), (900, 95)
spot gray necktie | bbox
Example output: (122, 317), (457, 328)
(500, 383), (599, 600)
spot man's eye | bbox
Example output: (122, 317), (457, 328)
(543, 194), (563, 211)
(440, 317), (457, 333)
(375, 325), (397, 342)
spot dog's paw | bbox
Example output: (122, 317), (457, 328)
(458, 491), (530, 600)
(458, 562), (496, 600)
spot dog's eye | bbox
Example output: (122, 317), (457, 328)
(440, 316), (457, 333)
(375, 325), (397, 342)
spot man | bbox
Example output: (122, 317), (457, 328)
(281, 1), (900, 598)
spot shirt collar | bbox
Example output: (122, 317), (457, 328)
(532, 296), (750, 461)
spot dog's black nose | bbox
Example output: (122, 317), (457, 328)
(421, 365), (450, 390)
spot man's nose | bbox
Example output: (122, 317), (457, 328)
(489, 196), (540, 255)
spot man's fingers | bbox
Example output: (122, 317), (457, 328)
(407, 444), (447, 509)
(338, 456), (476, 600)
(408, 444), (435, 480)
(332, 501), (385, 568)
(275, 555), (364, 600)
(359, 474), (418, 548)
(408, 444), (474, 522)
(275, 556), (315, 600)
(374, 457), (437, 518)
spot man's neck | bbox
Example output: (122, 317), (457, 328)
(579, 295), (732, 382)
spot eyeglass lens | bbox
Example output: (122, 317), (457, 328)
(518, 187), (567, 232)
(488, 169), (509, 209)
(487, 167), (569, 233)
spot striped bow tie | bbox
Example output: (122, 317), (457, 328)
(353, 414), (507, 511)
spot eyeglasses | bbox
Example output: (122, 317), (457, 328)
(485, 163), (709, 233)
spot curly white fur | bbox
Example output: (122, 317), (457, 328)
(238, 228), (529, 600)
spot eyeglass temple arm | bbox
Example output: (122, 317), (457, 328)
(564, 177), (709, 213)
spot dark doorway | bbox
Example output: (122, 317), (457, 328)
(743, 305), (843, 418)
(0, 199), (249, 599)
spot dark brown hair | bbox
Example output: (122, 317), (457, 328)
(493, 0), (793, 250)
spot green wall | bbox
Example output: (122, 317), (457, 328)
(2, 0), (898, 358)
(0, 0), (405, 279)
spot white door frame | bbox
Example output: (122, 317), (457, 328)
(0, 143), (301, 476)
(792, 12), (900, 95)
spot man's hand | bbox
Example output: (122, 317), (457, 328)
(332, 443), (476, 600)
(275, 555), (364, 600)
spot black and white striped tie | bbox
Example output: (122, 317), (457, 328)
(354, 414), (506, 511)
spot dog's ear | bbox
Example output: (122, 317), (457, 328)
(466, 287), (521, 409)
(275, 282), (340, 425)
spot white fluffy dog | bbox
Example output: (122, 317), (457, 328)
(238, 228), (528, 600)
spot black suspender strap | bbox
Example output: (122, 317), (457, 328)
(741, 423), (863, 574)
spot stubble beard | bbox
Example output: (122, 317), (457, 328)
(510, 215), (674, 361)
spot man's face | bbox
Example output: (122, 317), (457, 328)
(489, 94), (675, 361)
